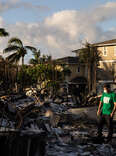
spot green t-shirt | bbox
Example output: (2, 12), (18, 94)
(100, 92), (116, 115)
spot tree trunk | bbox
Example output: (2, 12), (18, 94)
(88, 63), (91, 93)
(21, 56), (25, 91)
(92, 62), (96, 93)
(15, 65), (19, 92)
(22, 56), (24, 65)
(112, 63), (115, 82)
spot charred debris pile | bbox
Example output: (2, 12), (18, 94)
(0, 87), (101, 156)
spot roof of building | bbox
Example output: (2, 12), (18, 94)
(55, 56), (79, 64)
(72, 48), (83, 53)
(72, 39), (116, 53)
(94, 39), (116, 46)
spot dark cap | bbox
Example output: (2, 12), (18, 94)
(103, 84), (110, 89)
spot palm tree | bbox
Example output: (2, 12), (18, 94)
(3, 37), (36, 65)
(3, 37), (37, 91)
(29, 49), (52, 65)
(0, 29), (9, 90)
(0, 56), (12, 89)
(0, 28), (9, 86)
(79, 42), (101, 93)
(41, 54), (52, 63)
(0, 55), (5, 83)
(29, 49), (41, 65)
(0, 28), (9, 37)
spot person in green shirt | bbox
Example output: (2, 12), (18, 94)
(97, 84), (116, 143)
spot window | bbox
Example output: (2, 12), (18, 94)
(76, 52), (79, 57)
(114, 46), (116, 56)
(77, 66), (80, 73)
(103, 47), (107, 56)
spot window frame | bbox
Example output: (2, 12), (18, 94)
(103, 47), (107, 56)
(77, 66), (80, 73)
(114, 46), (116, 56)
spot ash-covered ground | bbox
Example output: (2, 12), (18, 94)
(0, 91), (116, 156)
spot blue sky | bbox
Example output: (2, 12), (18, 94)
(0, 0), (116, 61)
(2, 0), (112, 23)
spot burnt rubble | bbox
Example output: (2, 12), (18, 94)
(0, 90), (116, 156)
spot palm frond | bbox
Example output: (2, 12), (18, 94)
(3, 46), (19, 53)
(25, 46), (37, 52)
(0, 28), (9, 37)
(46, 55), (52, 61)
(8, 37), (23, 47)
(31, 49), (40, 56)
(29, 58), (38, 65)
(6, 52), (17, 63)
(18, 48), (27, 56)
(6, 52), (21, 64)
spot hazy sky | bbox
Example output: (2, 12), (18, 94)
(0, 0), (116, 62)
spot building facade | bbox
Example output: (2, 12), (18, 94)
(72, 39), (116, 93)
(94, 39), (116, 83)
(56, 56), (87, 83)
